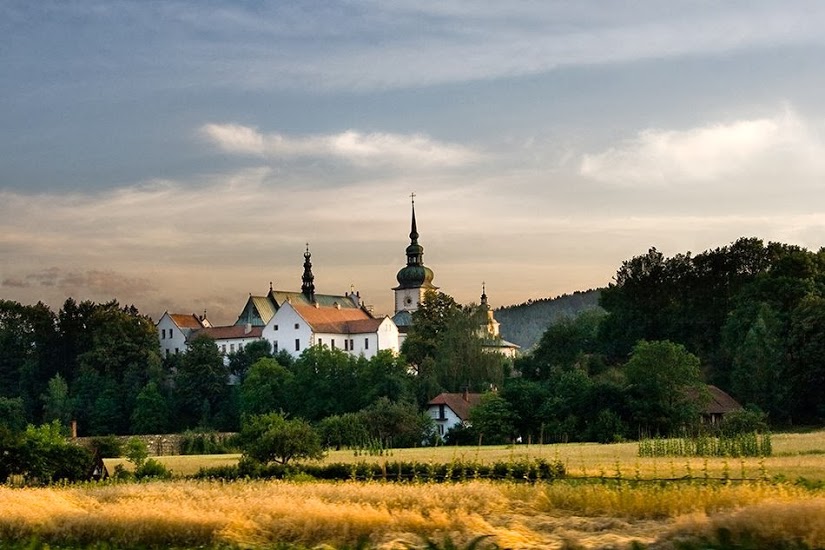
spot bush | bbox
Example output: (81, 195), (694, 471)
(195, 458), (566, 483)
(2, 421), (95, 484)
(124, 437), (149, 468)
(180, 430), (237, 455)
(88, 435), (123, 458)
(134, 458), (172, 480)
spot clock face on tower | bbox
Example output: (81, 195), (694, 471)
(404, 296), (413, 306)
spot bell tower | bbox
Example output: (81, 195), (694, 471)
(393, 194), (437, 314)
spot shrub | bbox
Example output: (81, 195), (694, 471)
(88, 435), (123, 458)
(180, 430), (237, 455)
(124, 437), (149, 468)
(134, 458), (172, 480)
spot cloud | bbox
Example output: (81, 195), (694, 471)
(579, 108), (825, 186)
(200, 124), (479, 168)
(1, 267), (154, 297)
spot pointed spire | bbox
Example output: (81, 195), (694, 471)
(481, 282), (488, 308)
(301, 243), (315, 301)
(405, 193), (424, 267)
(409, 192), (419, 244)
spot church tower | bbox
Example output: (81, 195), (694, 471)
(393, 195), (437, 315)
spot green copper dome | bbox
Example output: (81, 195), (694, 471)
(393, 196), (438, 291)
(396, 264), (435, 288)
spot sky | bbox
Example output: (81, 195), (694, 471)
(3, 1), (825, 325)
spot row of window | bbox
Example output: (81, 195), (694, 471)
(271, 323), (300, 331)
(315, 337), (370, 351)
(160, 328), (172, 339)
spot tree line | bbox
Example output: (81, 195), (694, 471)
(0, 295), (507, 444)
(2, 236), (823, 446)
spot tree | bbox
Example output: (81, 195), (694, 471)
(316, 413), (369, 450)
(239, 412), (324, 465)
(469, 393), (515, 445)
(726, 303), (785, 419)
(240, 357), (294, 416)
(402, 291), (507, 403)
(624, 340), (706, 434)
(0, 397), (26, 432)
(228, 339), (272, 382)
(41, 374), (73, 425)
(174, 334), (228, 429)
(359, 397), (434, 448)
(130, 381), (170, 434)
(287, 346), (361, 422)
(516, 309), (605, 380)
(786, 295), (825, 423)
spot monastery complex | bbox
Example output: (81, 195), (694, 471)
(157, 199), (519, 360)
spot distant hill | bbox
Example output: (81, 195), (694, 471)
(496, 289), (603, 351)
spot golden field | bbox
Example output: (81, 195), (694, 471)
(3, 430), (824, 549)
(2, 479), (825, 549)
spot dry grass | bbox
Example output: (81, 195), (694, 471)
(2, 479), (824, 549)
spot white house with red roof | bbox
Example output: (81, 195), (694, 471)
(156, 311), (210, 358)
(261, 299), (398, 359)
(426, 391), (483, 438)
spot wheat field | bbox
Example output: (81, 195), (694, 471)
(4, 431), (824, 549)
(2, 479), (825, 549)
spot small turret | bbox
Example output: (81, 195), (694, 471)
(301, 244), (316, 302)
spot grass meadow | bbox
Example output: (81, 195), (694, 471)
(106, 429), (825, 481)
(2, 430), (825, 549)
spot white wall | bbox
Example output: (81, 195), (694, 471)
(427, 404), (463, 438)
(261, 302), (313, 358)
(156, 313), (189, 358)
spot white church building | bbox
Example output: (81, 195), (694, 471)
(157, 198), (516, 359)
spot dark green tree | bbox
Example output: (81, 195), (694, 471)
(468, 393), (515, 445)
(359, 397), (434, 448)
(130, 381), (171, 434)
(786, 295), (825, 423)
(239, 412), (324, 465)
(228, 339), (272, 382)
(287, 345), (361, 422)
(240, 357), (294, 417)
(402, 291), (506, 403)
(726, 303), (785, 419)
(624, 340), (706, 434)
(40, 373), (73, 425)
(174, 334), (228, 430)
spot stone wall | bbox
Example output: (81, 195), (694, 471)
(73, 433), (236, 457)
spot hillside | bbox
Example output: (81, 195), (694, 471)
(496, 289), (603, 351)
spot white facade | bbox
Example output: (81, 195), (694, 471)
(427, 403), (464, 438)
(156, 312), (205, 358)
(262, 301), (399, 359)
(261, 302), (314, 357)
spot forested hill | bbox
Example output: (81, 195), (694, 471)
(495, 289), (603, 350)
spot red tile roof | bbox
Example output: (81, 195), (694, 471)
(427, 392), (483, 422)
(169, 313), (205, 329)
(191, 325), (263, 341)
(293, 304), (373, 334)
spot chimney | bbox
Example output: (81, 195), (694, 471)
(462, 387), (469, 402)
(71, 420), (78, 438)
